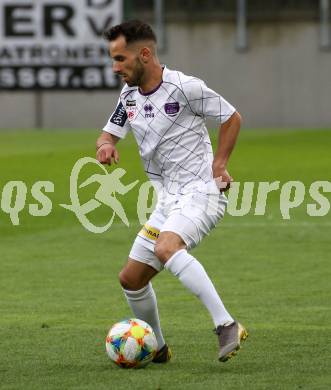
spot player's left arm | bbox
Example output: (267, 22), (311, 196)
(182, 77), (241, 189)
(212, 111), (242, 191)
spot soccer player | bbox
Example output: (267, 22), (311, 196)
(96, 20), (247, 363)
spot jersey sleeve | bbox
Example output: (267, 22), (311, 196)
(184, 78), (236, 124)
(102, 98), (131, 139)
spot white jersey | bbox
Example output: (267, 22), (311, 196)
(103, 66), (236, 194)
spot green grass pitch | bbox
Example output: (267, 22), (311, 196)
(0, 128), (330, 389)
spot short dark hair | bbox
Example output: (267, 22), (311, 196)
(103, 20), (157, 44)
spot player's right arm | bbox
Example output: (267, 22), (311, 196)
(96, 132), (120, 165)
(96, 95), (131, 165)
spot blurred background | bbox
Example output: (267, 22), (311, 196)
(1, 3), (330, 388)
(0, 0), (330, 130)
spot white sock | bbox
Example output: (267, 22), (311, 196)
(164, 249), (234, 327)
(123, 283), (165, 350)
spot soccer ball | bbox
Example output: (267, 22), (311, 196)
(105, 318), (158, 368)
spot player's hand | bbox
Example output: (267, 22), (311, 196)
(212, 165), (233, 192)
(96, 143), (119, 165)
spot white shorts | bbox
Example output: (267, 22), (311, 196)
(129, 184), (228, 272)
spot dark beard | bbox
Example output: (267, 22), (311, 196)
(126, 59), (145, 87)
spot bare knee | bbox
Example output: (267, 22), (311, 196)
(119, 269), (143, 290)
(154, 242), (174, 263)
(118, 259), (158, 290)
(154, 232), (186, 263)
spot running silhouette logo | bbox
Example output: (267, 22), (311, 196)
(1, 157), (329, 230)
(60, 157), (138, 233)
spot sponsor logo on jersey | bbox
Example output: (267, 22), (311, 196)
(126, 99), (137, 121)
(126, 99), (136, 107)
(164, 102), (180, 116)
(110, 102), (127, 127)
(139, 224), (160, 241)
(144, 103), (155, 118)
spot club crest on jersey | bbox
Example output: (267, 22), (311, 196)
(144, 104), (154, 118)
(164, 102), (180, 116)
(126, 100), (137, 121)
